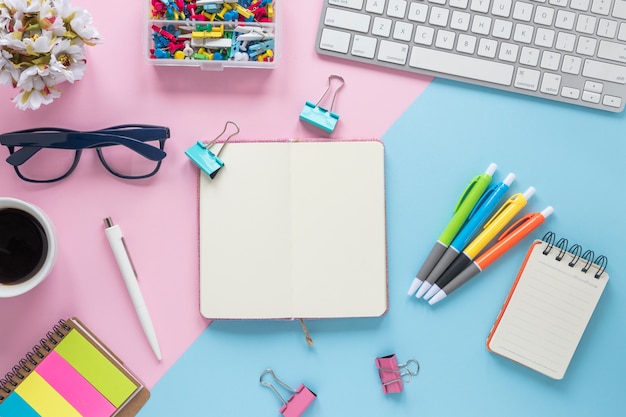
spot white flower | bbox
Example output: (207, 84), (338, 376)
(0, 0), (101, 110)
(12, 85), (60, 110)
(2, 0), (42, 14)
(0, 49), (18, 85)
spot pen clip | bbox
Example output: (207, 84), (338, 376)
(482, 194), (521, 229)
(466, 182), (497, 219)
(453, 175), (481, 213)
(496, 213), (535, 241)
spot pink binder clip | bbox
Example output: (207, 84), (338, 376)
(375, 354), (420, 394)
(260, 369), (317, 417)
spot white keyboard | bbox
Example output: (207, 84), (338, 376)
(316, 0), (626, 112)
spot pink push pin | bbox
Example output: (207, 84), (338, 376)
(375, 355), (420, 394)
(260, 369), (317, 417)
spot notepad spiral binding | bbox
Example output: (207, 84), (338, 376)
(541, 232), (608, 279)
(0, 319), (72, 402)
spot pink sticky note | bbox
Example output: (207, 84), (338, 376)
(35, 351), (116, 417)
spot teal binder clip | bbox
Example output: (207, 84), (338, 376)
(185, 121), (239, 179)
(299, 75), (345, 133)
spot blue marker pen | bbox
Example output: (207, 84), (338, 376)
(416, 173), (515, 298)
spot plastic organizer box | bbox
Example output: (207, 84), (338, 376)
(144, 0), (278, 70)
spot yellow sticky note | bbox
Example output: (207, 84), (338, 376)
(15, 372), (81, 417)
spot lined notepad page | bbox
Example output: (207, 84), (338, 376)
(488, 241), (609, 380)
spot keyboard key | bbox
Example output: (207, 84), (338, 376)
(478, 38), (499, 57)
(387, 0), (408, 18)
(540, 73), (562, 94)
(555, 32), (576, 51)
(555, 10), (576, 29)
(470, 0), (491, 13)
(513, 2), (534, 21)
(520, 46), (541, 65)
(365, 0), (386, 13)
(514, 23), (534, 43)
(562, 55), (582, 73)
(449, 0), (469, 7)
(325, 7), (371, 32)
(570, 0), (589, 9)
(514, 67), (541, 90)
(582, 90), (601, 102)
(378, 40), (410, 64)
(584, 80), (603, 92)
(576, 36), (597, 55)
(499, 42), (520, 61)
(372, 17), (392, 36)
(451, 11), (472, 31)
(613, 0), (626, 18)
(407, 3), (428, 22)
(435, 30), (456, 49)
(597, 40), (626, 64)
(429, 7), (450, 26)
(582, 59), (626, 83)
(493, 19), (513, 38)
(329, 0), (365, 10)
(393, 21), (414, 41)
(597, 18), (617, 38)
(457, 34), (478, 53)
(535, 27), (556, 47)
(561, 86), (581, 99)
(576, 14), (597, 34)
(590, 0), (611, 15)
(541, 50), (562, 69)
(492, 0), (513, 17)
(602, 95), (622, 107)
(409, 46), (515, 85)
(352, 35), (378, 58)
(319, 28), (351, 53)
(415, 26), (435, 45)
(472, 15), (493, 35)
(534, 6), (555, 24)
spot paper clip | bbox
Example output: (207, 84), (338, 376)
(185, 121), (239, 179)
(260, 369), (317, 417)
(375, 354), (420, 394)
(299, 75), (345, 133)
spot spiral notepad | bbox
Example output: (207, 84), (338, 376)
(0, 317), (148, 417)
(487, 232), (609, 380)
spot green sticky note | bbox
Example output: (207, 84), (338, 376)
(54, 330), (138, 407)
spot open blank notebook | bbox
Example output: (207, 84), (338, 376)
(199, 140), (388, 320)
(487, 236), (609, 380)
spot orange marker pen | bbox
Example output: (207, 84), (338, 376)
(428, 206), (554, 305)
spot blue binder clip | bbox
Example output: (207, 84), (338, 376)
(185, 121), (239, 179)
(299, 74), (345, 133)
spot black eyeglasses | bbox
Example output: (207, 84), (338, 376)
(0, 124), (170, 183)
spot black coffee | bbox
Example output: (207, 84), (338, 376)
(0, 208), (47, 285)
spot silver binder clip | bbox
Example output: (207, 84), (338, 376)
(185, 121), (239, 179)
(299, 75), (345, 133)
(260, 369), (317, 417)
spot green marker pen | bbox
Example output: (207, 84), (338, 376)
(408, 163), (497, 296)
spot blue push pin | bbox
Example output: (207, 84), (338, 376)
(185, 121), (239, 179)
(299, 74), (345, 133)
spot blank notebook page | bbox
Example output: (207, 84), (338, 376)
(487, 241), (609, 379)
(199, 141), (388, 320)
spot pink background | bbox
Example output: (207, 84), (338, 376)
(0, 1), (429, 388)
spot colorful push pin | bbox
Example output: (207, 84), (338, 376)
(185, 121), (239, 179)
(299, 75), (345, 133)
(260, 369), (317, 417)
(375, 355), (420, 394)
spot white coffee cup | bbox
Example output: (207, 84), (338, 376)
(0, 198), (57, 297)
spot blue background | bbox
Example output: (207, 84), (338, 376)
(139, 80), (626, 416)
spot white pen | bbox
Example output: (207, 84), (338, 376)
(104, 217), (162, 361)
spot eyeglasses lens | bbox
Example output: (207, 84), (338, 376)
(16, 148), (76, 182)
(99, 140), (162, 178)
